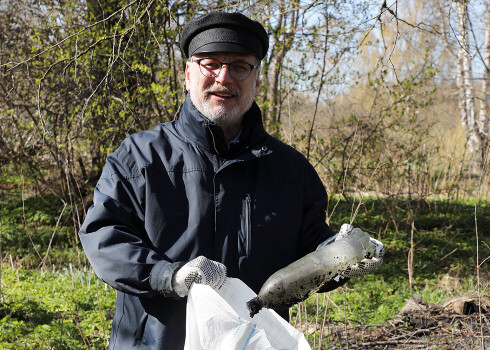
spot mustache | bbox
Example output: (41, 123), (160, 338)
(204, 85), (241, 97)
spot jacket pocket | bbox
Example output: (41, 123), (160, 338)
(133, 312), (148, 346)
(239, 194), (252, 258)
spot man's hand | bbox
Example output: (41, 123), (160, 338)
(318, 223), (386, 281)
(172, 256), (227, 297)
(336, 223), (385, 278)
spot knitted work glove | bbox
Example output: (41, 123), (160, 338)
(337, 224), (385, 278)
(318, 224), (386, 280)
(171, 256), (227, 297)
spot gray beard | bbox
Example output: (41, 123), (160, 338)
(188, 86), (256, 128)
(190, 94), (241, 126)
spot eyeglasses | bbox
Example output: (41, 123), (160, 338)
(189, 57), (259, 81)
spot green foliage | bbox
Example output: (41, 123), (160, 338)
(306, 64), (439, 198)
(1, 0), (195, 209)
(0, 267), (114, 349)
(0, 187), (77, 266)
(327, 196), (488, 278)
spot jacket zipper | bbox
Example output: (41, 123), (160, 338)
(205, 121), (220, 156)
(245, 193), (252, 257)
(208, 121), (221, 235)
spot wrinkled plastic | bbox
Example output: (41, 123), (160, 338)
(185, 278), (310, 350)
(247, 229), (374, 317)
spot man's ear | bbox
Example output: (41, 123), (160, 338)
(254, 72), (261, 96)
(185, 62), (191, 92)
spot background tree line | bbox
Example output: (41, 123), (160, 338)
(1, 0), (489, 222)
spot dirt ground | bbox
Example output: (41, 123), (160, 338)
(310, 292), (490, 349)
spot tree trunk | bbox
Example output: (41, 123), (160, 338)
(478, 6), (489, 146)
(455, 0), (483, 172)
(261, 1), (299, 134)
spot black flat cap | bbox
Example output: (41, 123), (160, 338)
(181, 12), (269, 59)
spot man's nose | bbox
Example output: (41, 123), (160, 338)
(214, 64), (234, 84)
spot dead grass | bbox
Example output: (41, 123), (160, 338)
(301, 292), (490, 349)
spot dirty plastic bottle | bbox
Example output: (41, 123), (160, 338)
(247, 229), (375, 317)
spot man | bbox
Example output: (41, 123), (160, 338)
(79, 11), (384, 349)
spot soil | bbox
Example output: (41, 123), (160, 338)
(304, 292), (490, 349)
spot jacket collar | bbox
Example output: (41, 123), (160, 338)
(176, 95), (268, 158)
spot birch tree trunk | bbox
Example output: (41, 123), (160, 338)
(455, 0), (483, 172)
(478, 6), (489, 146)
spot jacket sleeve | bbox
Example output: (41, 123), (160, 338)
(298, 161), (335, 254)
(78, 148), (183, 298)
(298, 161), (348, 293)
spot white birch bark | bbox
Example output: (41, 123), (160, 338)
(455, 0), (482, 169)
(478, 6), (489, 141)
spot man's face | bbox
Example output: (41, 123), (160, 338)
(185, 52), (260, 129)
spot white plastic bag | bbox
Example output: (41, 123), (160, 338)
(184, 278), (311, 350)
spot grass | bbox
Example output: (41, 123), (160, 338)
(0, 184), (488, 349)
(0, 266), (113, 349)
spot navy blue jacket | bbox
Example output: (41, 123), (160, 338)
(79, 97), (336, 349)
